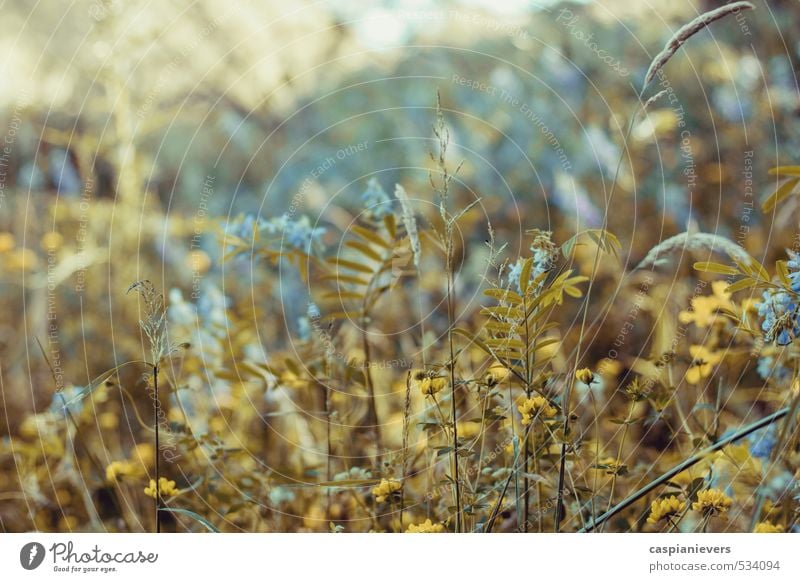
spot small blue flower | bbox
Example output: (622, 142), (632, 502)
(787, 251), (800, 293)
(361, 178), (392, 220)
(748, 425), (777, 459)
(757, 355), (790, 383)
(506, 259), (524, 293)
(756, 288), (800, 346)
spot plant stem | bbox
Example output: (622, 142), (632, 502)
(580, 406), (789, 532)
(446, 251), (462, 533)
(360, 310), (382, 459)
(154, 365), (161, 533)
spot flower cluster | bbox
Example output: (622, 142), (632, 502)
(686, 345), (723, 384)
(144, 477), (180, 499)
(692, 488), (732, 517)
(412, 371), (447, 397)
(757, 288), (800, 346)
(647, 495), (686, 524)
(679, 281), (733, 328)
(371, 478), (401, 503)
(361, 178), (393, 220)
(227, 213), (327, 254)
(506, 230), (558, 293)
(518, 396), (557, 425)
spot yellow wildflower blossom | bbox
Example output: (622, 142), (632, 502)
(407, 518), (446, 533)
(518, 396), (557, 425)
(647, 495), (686, 524)
(144, 477), (180, 499)
(686, 345), (722, 384)
(575, 368), (595, 385)
(105, 461), (136, 483)
(679, 281), (733, 328)
(484, 364), (511, 386)
(371, 478), (401, 503)
(692, 488), (732, 516)
(412, 371), (447, 397)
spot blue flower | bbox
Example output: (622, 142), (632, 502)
(361, 178), (392, 220)
(757, 355), (790, 383)
(506, 259), (524, 293)
(787, 251), (800, 293)
(756, 289), (800, 346)
(748, 425), (777, 459)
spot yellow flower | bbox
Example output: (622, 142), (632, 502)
(371, 478), (401, 503)
(598, 456), (627, 476)
(679, 281), (733, 327)
(484, 364), (511, 386)
(686, 345), (722, 384)
(144, 477), (180, 499)
(518, 396), (557, 425)
(407, 518), (445, 533)
(413, 371), (447, 397)
(754, 521), (784, 533)
(575, 368), (595, 385)
(105, 461), (136, 483)
(692, 488), (732, 516)
(647, 495), (686, 524)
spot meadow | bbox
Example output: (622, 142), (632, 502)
(0, 0), (798, 533)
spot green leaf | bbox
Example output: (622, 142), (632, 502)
(483, 288), (523, 305)
(725, 278), (756, 293)
(519, 258), (533, 295)
(768, 165), (800, 177)
(326, 257), (375, 274)
(762, 177), (800, 212)
(345, 240), (383, 262)
(352, 225), (392, 249)
(693, 261), (738, 275)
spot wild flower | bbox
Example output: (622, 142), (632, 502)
(411, 371), (447, 397)
(506, 230), (558, 293)
(678, 281), (733, 328)
(692, 488), (732, 517)
(647, 495), (686, 524)
(518, 396), (557, 425)
(756, 288), (800, 346)
(144, 477), (180, 499)
(757, 355), (790, 383)
(747, 425), (777, 459)
(575, 368), (596, 385)
(371, 478), (401, 503)
(105, 461), (137, 483)
(685, 345), (723, 384)
(406, 519), (445, 533)
(361, 178), (393, 220)
(484, 363), (511, 387)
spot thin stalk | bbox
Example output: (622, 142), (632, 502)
(446, 234), (462, 532)
(153, 365), (161, 533)
(600, 396), (636, 532)
(580, 406), (789, 532)
(360, 309), (382, 458)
